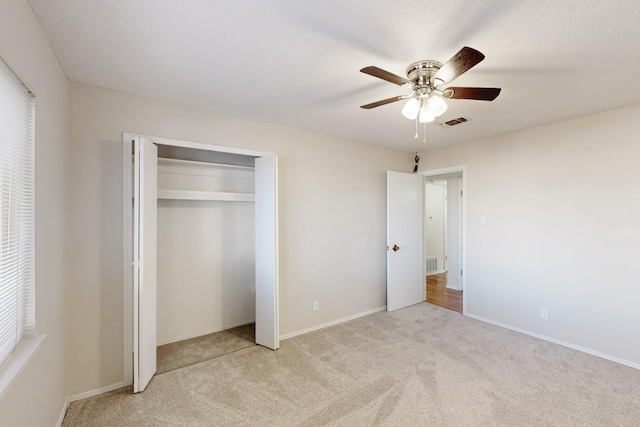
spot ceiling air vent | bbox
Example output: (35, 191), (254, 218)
(436, 116), (472, 128)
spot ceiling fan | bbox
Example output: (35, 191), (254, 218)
(360, 47), (501, 130)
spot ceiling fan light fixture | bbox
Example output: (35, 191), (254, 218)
(428, 94), (448, 117)
(401, 98), (420, 120)
(418, 99), (434, 123)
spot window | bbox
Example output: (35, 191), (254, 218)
(0, 56), (36, 384)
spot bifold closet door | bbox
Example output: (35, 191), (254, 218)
(133, 137), (158, 393)
(255, 155), (279, 350)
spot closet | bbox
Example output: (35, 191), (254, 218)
(156, 147), (256, 348)
(124, 134), (279, 393)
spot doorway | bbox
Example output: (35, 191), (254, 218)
(122, 133), (279, 392)
(422, 167), (465, 314)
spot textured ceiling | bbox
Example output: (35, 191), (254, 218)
(27, 0), (640, 152)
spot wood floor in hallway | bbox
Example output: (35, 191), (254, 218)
(426, 272), (463, 313)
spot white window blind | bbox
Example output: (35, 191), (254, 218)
(0, 57), (35, 368)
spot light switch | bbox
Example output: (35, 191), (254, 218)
(480, 215), (487, 225)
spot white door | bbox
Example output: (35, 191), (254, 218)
(387, 171), (424, 311)
(133, 137), (157, 392)
(255, 155), (279, 349)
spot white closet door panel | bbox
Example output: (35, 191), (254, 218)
(133, 137), (158, 393)
(255, 155), (279, 349)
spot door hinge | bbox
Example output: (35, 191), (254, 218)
(460, 190), (463, 196)
(460, 269), (463, 276)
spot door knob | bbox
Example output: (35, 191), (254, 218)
(392, 244), (400, 252)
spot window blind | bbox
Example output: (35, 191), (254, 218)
(0, 57), (35, 368)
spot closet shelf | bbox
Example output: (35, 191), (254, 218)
(158, 189), (255, 202)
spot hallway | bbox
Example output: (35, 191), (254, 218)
(426, 272), (462, 313)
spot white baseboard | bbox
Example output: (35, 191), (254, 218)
(426, 269), (446, 277)
(445, 284), (462, 291)
(56, 396), (70, 427)
(70, 381), (127, 403)
(465, 313), (640, 370)
(279, 306), (386, 340)
(157, 319), (255, 346)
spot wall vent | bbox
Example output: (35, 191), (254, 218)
(436, 116), (472, 128)
(426, 257), (438, 273)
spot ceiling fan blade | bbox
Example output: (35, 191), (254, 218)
(433, 47), (485, 85)
(443, 87), (501, 101)
(360, 66), (410, 86)
(360, 96), (405, 109)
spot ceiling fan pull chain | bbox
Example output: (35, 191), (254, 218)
(423, 122), (426, 143)
(414, 117), (418, 139)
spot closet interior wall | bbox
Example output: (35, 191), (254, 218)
(155, 144), (257, 345)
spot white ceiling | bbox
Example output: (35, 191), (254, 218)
(27, 0), (640, 152)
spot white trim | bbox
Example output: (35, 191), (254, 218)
(465, 313), (640, 370)
(0, 334), (45, 399)
(420, 165), (467, 315)
(279, 307), (386, 340)
(419, 166), (466, 177)
(70, 381), (128, 402)
(123, 132), (275, 158)
(55, 397), (70, 427)
(157, 320), (256, 346)
(426, 269), (446, 277)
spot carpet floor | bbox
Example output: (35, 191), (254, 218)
(157, 323), (255, 374)
(63, 303), (640, 426)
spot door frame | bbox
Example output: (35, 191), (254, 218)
(419, 166), (466, 314)
(122, 132), (279, 386)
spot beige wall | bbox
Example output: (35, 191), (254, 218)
(0, 0), (70, 425)
(419, 104), (640, 366)
(67, 81), (412, 395)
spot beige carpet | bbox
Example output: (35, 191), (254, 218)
(63, 303), (640, 426)
(157, 323), (255, 374)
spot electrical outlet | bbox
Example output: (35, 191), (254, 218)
(313, 301), (319, 312)
(540, 308), (549, 321)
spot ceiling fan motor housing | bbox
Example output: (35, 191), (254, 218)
(406, 60), (443, 95)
